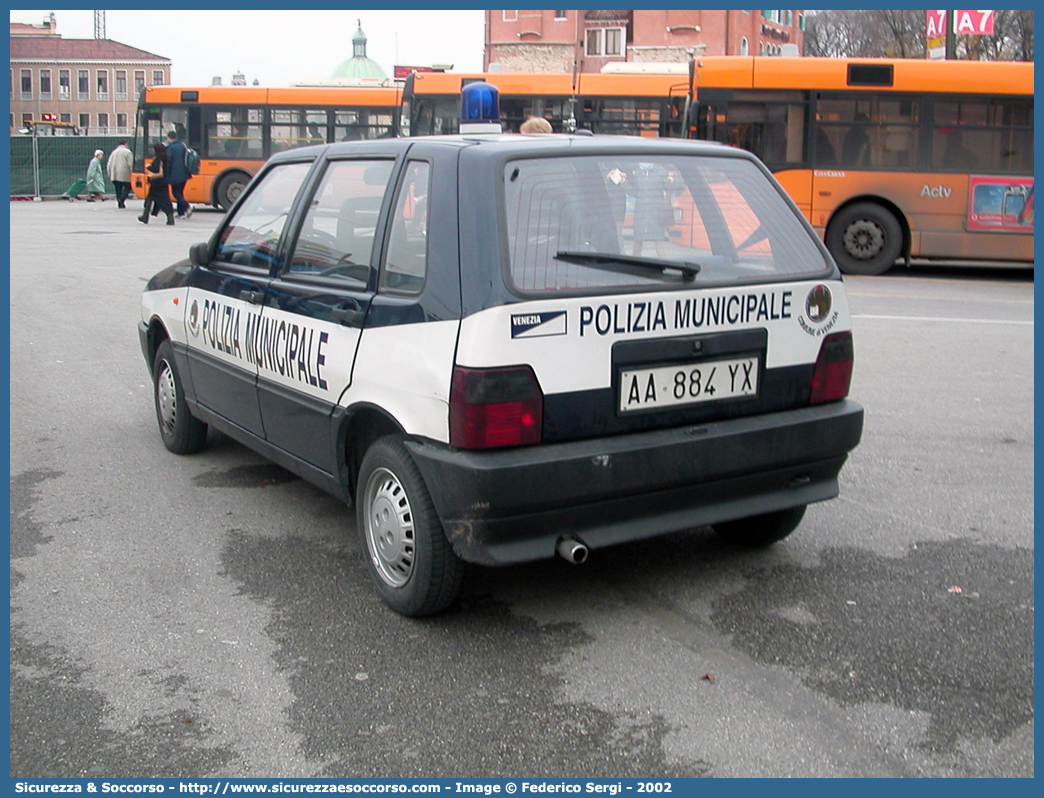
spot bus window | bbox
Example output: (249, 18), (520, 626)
(271, 109), (328, 151)
(334, 109), (395, 141)
(208, 108), (263, 158)
(703, 93), (806, 169)
(934, 128), (980, 171)
(875, 96), (918, 168)
(818, 95), (918, 169)
(933, 97), (1033, 174)
(157, 109), (188, 142)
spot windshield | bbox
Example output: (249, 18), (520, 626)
(502, 153), (830, 294)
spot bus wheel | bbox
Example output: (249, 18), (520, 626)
(826, 202), (902, 276)
(215, 172), (250, 211)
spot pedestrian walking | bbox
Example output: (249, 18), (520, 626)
(107, 140), (134, 209)
(85, 149), (107, 201)
(138, 141), (175, 225)
(165, 130), (193, 218)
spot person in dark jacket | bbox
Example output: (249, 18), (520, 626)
(165, 130), (193, 218)
(138, 141), (175, 225)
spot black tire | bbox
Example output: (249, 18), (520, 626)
(826, 202), (903, 276)
(356, 436), (464, 617)
(713, 505), (806, 548)
(152, 339), (208, 454)
(215, 172), (250, 211)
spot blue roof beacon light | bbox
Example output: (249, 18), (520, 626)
(459, 81), (503, 135)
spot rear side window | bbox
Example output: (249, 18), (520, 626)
(502, 154), (828, 295)
(380, 160), (431, 295)
(215, 161), (312, 270)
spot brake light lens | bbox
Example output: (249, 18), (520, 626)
(810, 332), (854, 405)
(450, 366), (543, 449)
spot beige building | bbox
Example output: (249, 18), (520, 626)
(484, 10), (806, 73)
(10, 13), (171, 136)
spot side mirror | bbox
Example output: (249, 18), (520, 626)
(188, 241), (211, 266)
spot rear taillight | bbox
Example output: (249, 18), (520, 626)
(450, 366), (543, 450)
(809, 332), (854, 405)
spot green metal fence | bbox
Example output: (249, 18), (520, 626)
(10, 135), (130, 197)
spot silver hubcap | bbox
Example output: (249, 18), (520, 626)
(157, 360), (178, 437)
(363, 467), (415, 587)
(842, 219), (885, 260)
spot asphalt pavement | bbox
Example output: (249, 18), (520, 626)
(8, 197), (1035, 779)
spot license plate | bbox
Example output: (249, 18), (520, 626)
(619, 356), (759, 413)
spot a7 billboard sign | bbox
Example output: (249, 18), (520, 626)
(927, 10), (996, 37)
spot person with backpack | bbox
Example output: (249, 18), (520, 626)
(164, 130), (193, 219)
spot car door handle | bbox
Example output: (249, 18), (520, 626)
(239, 289), (264, 304)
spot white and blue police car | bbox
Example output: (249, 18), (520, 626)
(139, 83), (863, 616)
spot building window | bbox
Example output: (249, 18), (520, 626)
(115, 70), (127, 101)
(152, 70), (165, 86)
(741, 37), (749, 56)
(78, 69), (89, 100)
(503, 10), (518, 22)
(554, 10), (567, 19)
(59, 69), (70, 99)
(97, 113), (109, 133)
(96, 70), (108, 100)
(60, 113), (71, 124)
(586, 26), (625, 56)
(39, 69), (51, 100)
(22, 112), (33, 129)
(78, 113), (90, 132)
(20, 68), (33, 99)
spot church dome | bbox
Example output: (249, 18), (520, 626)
(332, 21), (387, 80)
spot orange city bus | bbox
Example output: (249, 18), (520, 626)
(132, 83), (401, 210)
(685, 56), (1034, 274)
(401, 70), (691, 138)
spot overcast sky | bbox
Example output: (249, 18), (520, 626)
(9, 9), (487, 86)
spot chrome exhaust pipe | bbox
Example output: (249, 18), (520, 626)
(556, 536), (589, 564)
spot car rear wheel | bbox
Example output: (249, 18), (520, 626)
(713, 505), (806, 548)
(826, 202), (902, 276)
(357, 436), (463, 617)
(153, 339), (208, 454)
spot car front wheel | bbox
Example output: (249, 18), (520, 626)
(153, 339), (208, 454)
(356, 436), (463, 617)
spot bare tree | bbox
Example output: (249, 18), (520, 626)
(804, 9), (1034, 61)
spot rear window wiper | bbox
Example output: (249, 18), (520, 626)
(554, 251), (700, 282)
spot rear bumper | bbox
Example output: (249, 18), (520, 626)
(406, 399), (864, 565)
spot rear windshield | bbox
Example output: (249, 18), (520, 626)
(502, 153), (830, 295)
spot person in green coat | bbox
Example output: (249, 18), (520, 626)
(85, 149), (106, 202)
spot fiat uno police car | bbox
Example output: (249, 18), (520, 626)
(139, 84), (863, 616)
